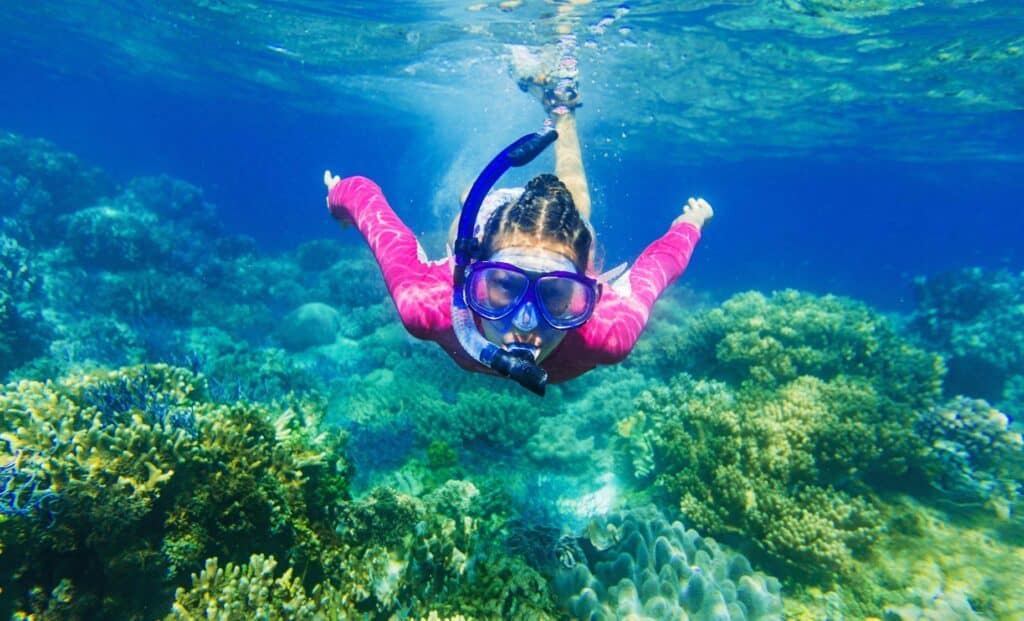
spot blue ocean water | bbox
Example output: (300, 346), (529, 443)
(3, 1), (1021, 308)
(2, 2), (1024, 619)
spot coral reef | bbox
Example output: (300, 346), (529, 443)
(915, 396), (1023, 517)
(629, 373), (884, 577)
(911, 267), (1024, 403)
(4, 130), (1022, 621)
(0, 364), (349, 620)
(0, 233), (47, 375)
(553, 507), (783, 620)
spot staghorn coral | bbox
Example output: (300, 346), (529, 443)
(553, 507), (783, 620)
(167, 554), (339, 621)
(0, 364), (349, 620)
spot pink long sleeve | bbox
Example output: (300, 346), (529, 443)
(328, 176), (453, 340)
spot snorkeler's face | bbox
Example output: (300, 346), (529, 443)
(478, 247), (577, 363)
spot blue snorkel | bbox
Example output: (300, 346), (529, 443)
(452, 127), (558, 396)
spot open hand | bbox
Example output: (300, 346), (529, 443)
(324, 169), (341, 191)
(323, 169), (351, 227)
(673, 197), (713, 231)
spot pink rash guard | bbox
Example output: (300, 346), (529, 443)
(328, 175), (701, 384)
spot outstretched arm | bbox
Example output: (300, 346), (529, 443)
(324, 171), (452, 339)
(576, 198), (713, 363)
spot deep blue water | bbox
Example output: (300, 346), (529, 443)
(2, 4), (1022, 311)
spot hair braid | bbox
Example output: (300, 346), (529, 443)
(481, 174), (593, 271)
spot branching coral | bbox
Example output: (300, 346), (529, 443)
(629, 373), (885, 578)
(167, 554), (339, 621)
(662, 289), (945, 409)
(0, 364), (349, 620)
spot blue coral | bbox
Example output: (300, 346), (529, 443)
(1, 456), (57, 519)
(80, 367), (196, 434)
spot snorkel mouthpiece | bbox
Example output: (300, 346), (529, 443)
(490, 349), (548, 396)
(451, 127), (558, 396)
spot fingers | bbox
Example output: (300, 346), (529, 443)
(324, 169), (341, 190)
(685, 197), (713, 218)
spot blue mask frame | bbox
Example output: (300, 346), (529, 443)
(464, 261), (601, 330)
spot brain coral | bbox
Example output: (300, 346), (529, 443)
(554, 507), (783, 620)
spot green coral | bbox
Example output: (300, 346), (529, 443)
(667, 290), (944, 408)
(632, 374), (883, 578)
(619, 291), (964, 579)
(167, 554), (338, 620)
(0, 364), (349, 620)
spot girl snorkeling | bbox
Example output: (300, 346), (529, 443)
(324, 58), (711, 395)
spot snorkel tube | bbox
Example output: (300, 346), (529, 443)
(452, 127), (558, 396)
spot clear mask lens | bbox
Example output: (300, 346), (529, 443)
(467, 267), (529, 317)
(537, 276), (594, 326)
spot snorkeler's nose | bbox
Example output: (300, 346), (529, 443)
(512, 301), (539, 332)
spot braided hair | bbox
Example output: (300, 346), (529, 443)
(480, 174), (593, 272)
